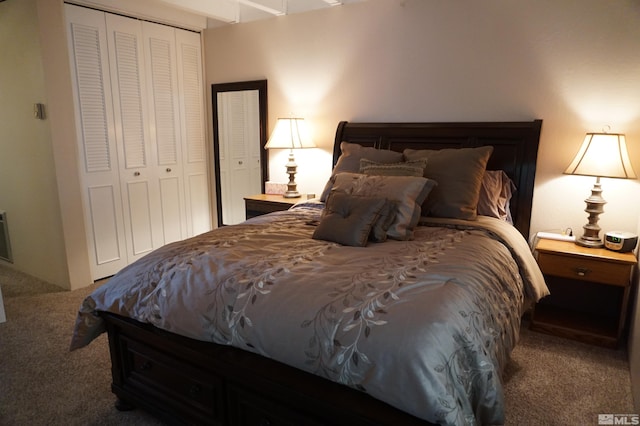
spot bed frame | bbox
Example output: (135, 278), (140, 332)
(103, 120), (542, 425)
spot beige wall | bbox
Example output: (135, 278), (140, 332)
(0, 0), (72, 288)
(204, 0), (640, 240)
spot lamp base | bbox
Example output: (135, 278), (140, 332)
(575, 177), (606, 249)
(575, 235), (604, 248)
(282, 150), (301, 199)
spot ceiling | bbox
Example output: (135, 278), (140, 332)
(153, 0), (365, 28)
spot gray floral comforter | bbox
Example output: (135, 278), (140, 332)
(70, 203), (547, 426)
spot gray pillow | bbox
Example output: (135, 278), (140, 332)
(320, 142), (403, 202)
(369, 200), (398, 243)
(312, 192), (387, 247)
(331, 173), (436, 240)
(403, 146), (493, 220)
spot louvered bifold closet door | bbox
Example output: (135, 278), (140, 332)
(142, 22), (188, 245)
(105, 13), (163, 263)
(65, 5), (128, 279)
(175, 30), (211, 236)
(66, 5), (211, 280)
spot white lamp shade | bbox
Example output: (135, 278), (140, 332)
(564, 132), (636, 179)
(265, 118), (315, 150)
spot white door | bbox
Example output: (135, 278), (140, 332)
(217, 90), (262, 224)
(66, 5), (128, 279)
(142, 21), (187, 244)
(175, 30), (211, 235)
(66, 5), (211, 279)
(105, 13), (163, 263)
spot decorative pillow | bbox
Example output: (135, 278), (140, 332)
(369, 200), (398, 242)
(330, 172), (436, 240)
(477, 170), (516, 223)
(359, 159), (427, 177)
(320, 142), (403, 202)
(312, 192), (387, 247)
(403, 146), (493, 220)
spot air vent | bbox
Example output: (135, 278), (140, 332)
(0, 211), (13, 263)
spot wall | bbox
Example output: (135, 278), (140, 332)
(0, 0), (70, 287)
(204, 0), (640, 239)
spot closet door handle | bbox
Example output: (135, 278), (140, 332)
(134, 171), (140, 176)
(166, 168), (172, 172)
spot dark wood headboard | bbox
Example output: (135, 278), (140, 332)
(333, 120), (543, 238)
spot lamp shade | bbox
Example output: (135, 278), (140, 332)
(265, 118), (315, 150)
(564, 132), (636, 179)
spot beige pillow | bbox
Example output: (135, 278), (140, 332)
(331, 172), (436, 240)
(403, 146), (493, 220)
(320, 142), (403, 202)
(359, 159), (427, 177)
(312, 192), (387, 247)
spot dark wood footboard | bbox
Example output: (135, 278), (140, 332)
(102, 312), (433, 425)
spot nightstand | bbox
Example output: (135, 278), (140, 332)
(244, 194), (297, 219)
(531, 238), (637, 348)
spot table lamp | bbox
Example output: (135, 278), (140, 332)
(265, 117), (315, 198)
(564, 131), (636, 247)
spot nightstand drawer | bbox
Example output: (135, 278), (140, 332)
(537, 252), (630, 286)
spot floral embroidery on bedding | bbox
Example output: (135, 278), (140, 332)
(301, 228), (466, 389)
(431, 242), (524, 426)
(201, 238), (335, 346)
(132, 209), (332, 347)
(117, 224), (273, 325)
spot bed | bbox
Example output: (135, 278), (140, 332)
(70, 120), (547, 426)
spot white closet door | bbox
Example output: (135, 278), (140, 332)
(65, 4), (127, 279)
(142, 21), (187, 244)
(105, 13), (163, 262)
(175, 29), (211, 236)
(66, 6), (211, 279)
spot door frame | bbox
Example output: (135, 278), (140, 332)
(211, 79), (268, 226)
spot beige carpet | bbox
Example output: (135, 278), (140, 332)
(0, 266), (163, 426)
(0, 264), (635, 425)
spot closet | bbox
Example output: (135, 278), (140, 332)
(65, 4), (211, 280)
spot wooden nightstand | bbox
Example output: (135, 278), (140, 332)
(244, 194), (297, 220)
(531, 238), (637, 348)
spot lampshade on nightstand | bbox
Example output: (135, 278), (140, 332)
(265, 117), (316, 198)
(564, 132), (636, 248)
